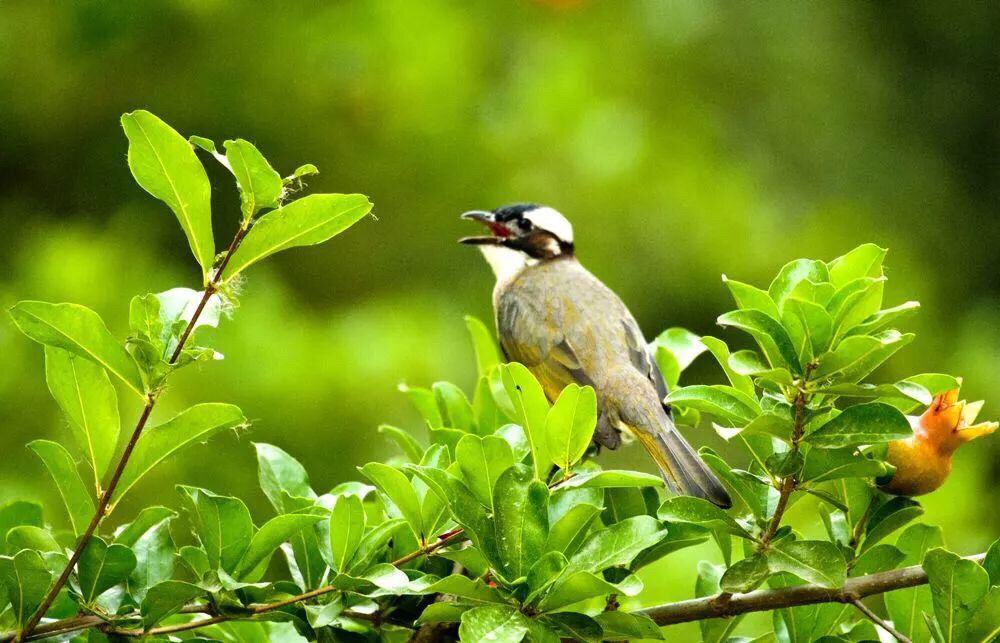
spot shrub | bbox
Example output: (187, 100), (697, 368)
(0, 112), (996, 643)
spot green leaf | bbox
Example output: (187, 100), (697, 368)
(465, 316), (502, 377)
(234, 512), (326, 580)
(5, 526), (60, 554)
(596, 611), (664, 640)
(863, 497), (923, 551)
(11, 301), (145, 397)
(400, 384), (444, 427)
(544, 612), (603, 642)
(828, 277), (885, 341)
(851, 543), (904, 576)
(115, 404), (247, 502)
(728, 350), (794, 385)
(721, 553), (771, 592)
(767, 540), (846, 588)
(378, 424), (426, 463)
(458, 605), (531, 643)
(554, 469), (663, 490)
(651, 327), (707, 387)
(456, 434), (515, 509)
(328, 494), (365, 574)
(121, 110), (215, 273)
(347, 518), (407, 575)
(433, 381), (475, 432)
(967, 586), (1000, 643)
(221, 193), (372, 280)
(695, 561), (743, 642)
(359, 462), (425, 541)
(178, 486), (254, 573)
(254, 443), (316, 513)
(701, 449), (777, 519)
(924, 547), (990, 643)
(700, 336), (755, 397)
(545, 384), (597, 472)
(781, 297), (833, 359)
(769, 259), (831, 308)
(419, 574), (507, 604)
(812, 330), (914, 383)
(0, 549), (51, 627)
(223, 139), (283, 219)
(78, 536), (138, 602)
(665, 385), (761, 426)
(723, 275), (781, 320)
(800, 446), (892, 483)
(0, 502), (43, 556)
(140, 580), (204, 628)
(847, 300), (920, 337)
(524, 551), (568, 603)
(804, 402), (911, 448)
(124, 511), (175, 602)
(43, 347), (120, 486)
(718, 309), (802, 373)
(984, 537), (1000, 586)
(27, 440), (94, 535)
(540, 570), (642, 611)
(657, 497), (751, 539)
(828, 244), (886, 287)
(494, 465), (548, 580)
(568, 516), (667, 574)
(500, 362), (552, 478)
(545, 504), (602, 556)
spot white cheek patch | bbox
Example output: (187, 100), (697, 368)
(525, 207), (574, 243)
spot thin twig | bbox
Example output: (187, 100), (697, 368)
(760, 387), (808, 547)
(850, 597), (912, 643)
(17, 225), (252, 641)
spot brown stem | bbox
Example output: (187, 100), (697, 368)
(760, 388), (808, 548)
(639, 553), (985, 626)
(17, 225), (251, 641)
(850, 597), (912, 643)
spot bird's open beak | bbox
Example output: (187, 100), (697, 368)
(459, 210), (508, 245)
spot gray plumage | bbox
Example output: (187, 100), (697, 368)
(494, 255), (732, 507)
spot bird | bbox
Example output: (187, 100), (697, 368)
(460, 203), (732, 508)
(878, 388), (996, 496)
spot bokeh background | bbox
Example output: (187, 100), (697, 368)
(1, 2), (998, 639)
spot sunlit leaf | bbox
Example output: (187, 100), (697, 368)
(221, 193), (372, 280)
(116, 404), (247, 502)
(804, 402), (910, 448)
(924, 547), (989, 643)
(11, 301), (145, 397)
(494, 464), (548, 580)
(545, 384), (597, 472)
(78, 536), (137, 602)
(27, 440), (95, 535)
(224, 138), (283, 219)
(767, 540), (846, 588)
(121, 110), (215, 274)
(0, 549), (51, 627)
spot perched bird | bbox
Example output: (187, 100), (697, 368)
(460, 203), (732, 508)
(878, 388), (997, 496)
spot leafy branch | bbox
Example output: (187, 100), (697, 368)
(1, 112), (997, 643)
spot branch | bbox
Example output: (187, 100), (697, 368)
(17, 225), (252, 641)
(638, 553), (986, 626)
(850, 597), (912, 643)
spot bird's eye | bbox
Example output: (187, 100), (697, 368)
(518, 218), (533, 231)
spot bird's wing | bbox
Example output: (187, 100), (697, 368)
(620, 316), (671, 410)
(496, 292), (593, 401)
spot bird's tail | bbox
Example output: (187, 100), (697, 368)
(634, 412), (732, 509)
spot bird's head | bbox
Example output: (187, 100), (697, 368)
(460, 204), (575, 261)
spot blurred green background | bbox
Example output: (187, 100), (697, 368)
(1, 1), (998, 638)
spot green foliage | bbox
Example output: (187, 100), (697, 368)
(1, 122), (993, 643)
